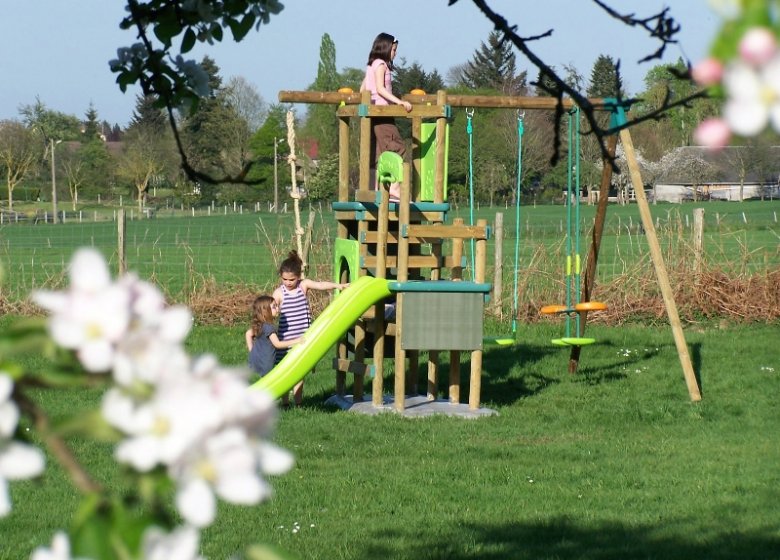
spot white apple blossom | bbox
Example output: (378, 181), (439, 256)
(739, 27), (777, 66)
(112, 331), (191, 388)
(722, 53), (780, 137)
(112, 380), (223, 471)
(33, 248), (132, 373)
(29, 531), (92, 560)
(0, 374), (19, 438)
(1, 440), (46, 517)
(142, 525), (204, 560)
(171, 428), (272, 527)
(693, 117), (732, 150)
(707, 0), (740, 20)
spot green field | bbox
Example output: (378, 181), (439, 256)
(2, 321), (778, 559)
(2, 200), (778, 303)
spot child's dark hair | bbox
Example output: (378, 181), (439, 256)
(367, 32), (397, 70)
(279, 250), (303, 276)
(250, 295), (274, 337)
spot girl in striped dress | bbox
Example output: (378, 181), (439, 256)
(272, 250), (348, 407)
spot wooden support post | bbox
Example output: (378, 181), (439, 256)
(372, 187), (390, 407)
(338, 115), (350, 204)
(469, 219), (487, 410)
(394, 163), (412, 411)
(449, 351), (460, 404)
(434, 90), (448, 204)
(619, 129), (702, 402)
(569, 134), (617, 373)
(359, 90), (372, 191)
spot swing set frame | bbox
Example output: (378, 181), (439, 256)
(278, 89), (702, 403)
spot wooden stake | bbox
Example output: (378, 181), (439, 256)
(619, 129), (701, 402)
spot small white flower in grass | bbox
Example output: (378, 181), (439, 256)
(30, 531), (91, 560)
(171, 428), (272, 528)
(0, 374), (19, 438)
(0, 440), (45, 517)
(142, 525), (204, 560)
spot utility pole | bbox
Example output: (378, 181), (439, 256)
(50, 138), (61, 224)
(273, 137), (285, 214)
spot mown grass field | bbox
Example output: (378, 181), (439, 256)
(1, 199), (778, 304)
(1, 320), (778, 559)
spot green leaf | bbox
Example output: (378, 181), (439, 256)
(181, 27), (197, 53)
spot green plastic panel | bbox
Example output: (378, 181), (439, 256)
(420, 122), (449, 202)
(401, 292), (482, 350)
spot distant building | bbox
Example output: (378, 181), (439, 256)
(654, 146), (780, 203)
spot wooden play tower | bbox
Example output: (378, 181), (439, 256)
(279, 89), (702, 407)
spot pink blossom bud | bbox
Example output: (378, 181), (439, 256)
(691, 58), (724, 86)
(694, 118), (731, 150)
(739, 27), (777, 66)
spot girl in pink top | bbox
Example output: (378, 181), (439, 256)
(360, 32), (412, 202)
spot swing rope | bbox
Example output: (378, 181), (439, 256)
(467, 109), (525, 345)
(511, 111), (524, 336)
(466, 108), (476, 275)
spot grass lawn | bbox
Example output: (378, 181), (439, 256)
(2, 321), (778, 559)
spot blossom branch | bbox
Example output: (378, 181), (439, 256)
(15, 389), (103, 495)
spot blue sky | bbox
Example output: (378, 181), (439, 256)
(0, 1), (721, 127)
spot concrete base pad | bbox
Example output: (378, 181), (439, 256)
(324, 393), (497, 419)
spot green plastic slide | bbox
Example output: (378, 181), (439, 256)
(251, 275), (392, 399)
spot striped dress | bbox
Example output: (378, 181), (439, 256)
(275, 283), (311, 364)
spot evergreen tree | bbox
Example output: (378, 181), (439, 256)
(394, 62), (444, 96)
(82, 103), (101, 141)
(128, 94), (168, 136)
(459, 31), (526, 94)
(534, 66), (560, 97)
(587, 54), (624, 98)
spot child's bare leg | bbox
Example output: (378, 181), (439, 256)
(292, 380), (304, 406)
(389, 182), (401, 200)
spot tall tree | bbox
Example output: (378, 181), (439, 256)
(82, 103), (102, 141)
(179, 56), (247, 201)
(127, 94), (169, 136)
(0, 121), (43, 210)
(587, 54), (624, 98)
(303, 33), (341, 158)
(632, 58), (719, 156)
(248, 104), (291, 203)
(457, 31), (526, 94)
(394, 62), (445, 96)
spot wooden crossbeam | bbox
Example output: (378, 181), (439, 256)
(405, 224), (489, 240)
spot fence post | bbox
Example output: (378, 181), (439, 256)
(693, 208), (704, 276)
(118, 209), (127, 276)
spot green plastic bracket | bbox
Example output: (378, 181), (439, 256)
(358, 104), (370, 117)
(377, 151), (403, 184)
(603, 97), (632, 132)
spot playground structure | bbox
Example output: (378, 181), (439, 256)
(255, 88), (702, 410)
